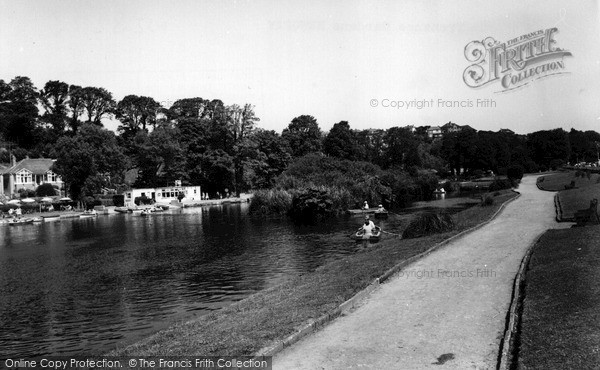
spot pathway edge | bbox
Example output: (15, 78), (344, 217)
(255, 190), (521, 358)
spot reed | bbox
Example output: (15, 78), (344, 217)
(248, 189), (293, 215)
(402, 211), (455, 239)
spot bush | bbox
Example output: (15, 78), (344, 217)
(402, 212), (455, 239)
(494, 191), (501, 196)
(507, 165), (524, 181)
(113, 194), (125, 207)
(18, 188), (36, 198)
(489, 178), (513, 191)
(36, 183), (58, 197)
(481, 195), (495, 206)
(134, 195), (153, 205)
(288, 187), (351, 223)
(249, 189), (293, 215)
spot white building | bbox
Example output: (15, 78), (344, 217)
(124, 185), (202, 206)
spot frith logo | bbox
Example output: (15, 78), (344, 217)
(463, 28), (572, 92)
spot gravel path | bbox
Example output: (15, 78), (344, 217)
(274, 176), (570, 369)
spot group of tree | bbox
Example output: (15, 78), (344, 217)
(1, 75), (599, 207)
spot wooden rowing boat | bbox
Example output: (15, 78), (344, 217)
(352, 226), (382, 241)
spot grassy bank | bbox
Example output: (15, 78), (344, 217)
(537, 170), (600, 191)
(110, 191), (517, 357)
(517, 226), (600, 369)
(538, 170), (600, 221)
(516, 174), (600, 368)
(556, 184), (600, 221)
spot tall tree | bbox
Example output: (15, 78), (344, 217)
(116, 95), (161, 133)
(382, 126), (422, 169)
(323, 121), (361, 160)
(79, 86), (116, 126)
(227, 103), (260, 195)
(53, 123), (128, 200)
(39, 80), (70, 133)
(67, 85), (85, 132)
(0, 76), (39, 148)
(281, 115), (323, 158)
(129, 126), (187, 188)
(246, 129), (292, 188)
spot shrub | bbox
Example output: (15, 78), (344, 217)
(402, 212), (455, 239)
(113, 194), (125, 207)
(507, 165), (524, 181)
(36, 183), (58, 197)
(249, 189), (293, 215)
(18, 188), (36, 198)
(134, 195), (153, 205)
(489, 179), (513, 191)
(494, 191), (501, 196)
(288, 187), (351, 223)
(481, 195), (495, 206)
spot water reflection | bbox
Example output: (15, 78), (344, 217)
(0, 205), (389, 357)
(0, 198), (476, 357)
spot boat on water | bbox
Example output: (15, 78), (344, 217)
(114, 207), (133, 214)
(347, 209), (376, 215)
(8, 218), (34, 226)
(42, 215), (61, 222)
(374, 210), (389, 219)
(80, 210), (98, 218)
(352, 226), (382, 242)
(140, 207), (164, 216)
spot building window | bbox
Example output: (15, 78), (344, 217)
(16, 170), (32, 184)
(46, 171), (58, 182)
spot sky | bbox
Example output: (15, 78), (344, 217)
(1, 0), (599, 135)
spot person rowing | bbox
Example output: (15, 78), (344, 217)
(359, 215), (376, 237)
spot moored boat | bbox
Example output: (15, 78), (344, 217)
(80, 210), (98, 218)
(374, 210), (389, 219)
(8, 218), (34, 226)
(42, 214), (61, 222)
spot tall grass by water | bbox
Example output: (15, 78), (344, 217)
(248, 189), (293, 215)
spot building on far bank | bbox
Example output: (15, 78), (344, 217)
(426, 126), (443, 139)
(124, 185), (202, 206)
(0, 157), (64, 197)
(441, 121), (462, 134)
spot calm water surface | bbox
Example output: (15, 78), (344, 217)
(0, 198), (476, 357)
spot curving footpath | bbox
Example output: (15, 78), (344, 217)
(274, 176), (570, 369)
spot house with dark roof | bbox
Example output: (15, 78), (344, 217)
(0, 158), (64, 197)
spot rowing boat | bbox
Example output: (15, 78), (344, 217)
(352, 226), (382, 241)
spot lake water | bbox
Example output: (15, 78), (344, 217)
(0, 198), (477, 357)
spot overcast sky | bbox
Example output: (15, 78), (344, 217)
(1, 0), (599, 134)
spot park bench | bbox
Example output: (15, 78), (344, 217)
(574, 199), (600, 226)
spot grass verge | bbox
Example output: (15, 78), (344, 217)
(556, 184), (600, 221)
(537, 170), (600, 191)
(110, 191), (517, 356)
(517, 226), (600, 369)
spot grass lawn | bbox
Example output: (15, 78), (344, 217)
(537, 170), (600, 191)
(517, 226), (600, 369)
(110, 190), (517, 356)
(556, 184), (600, 221)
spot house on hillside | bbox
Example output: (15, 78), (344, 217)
(441, 121), (462, 134)
(426, 126), (443, 139)
(0, 158), (64, 197)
